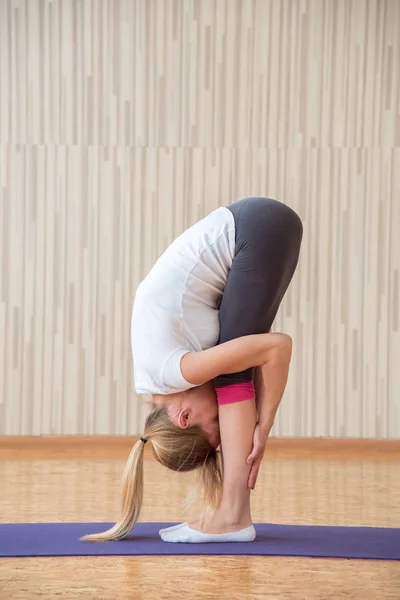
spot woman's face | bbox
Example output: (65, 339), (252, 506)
(163, 383), (221, 448)
(192, 386), (220, 449)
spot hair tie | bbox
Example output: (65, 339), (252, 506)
(140, 436), (148, 444)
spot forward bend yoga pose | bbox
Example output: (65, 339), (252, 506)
(82, 197), (303, 543)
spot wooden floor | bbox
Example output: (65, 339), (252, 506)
(0, 437), (399, 600)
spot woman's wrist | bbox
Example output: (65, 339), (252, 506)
(258, 416), (274, 440)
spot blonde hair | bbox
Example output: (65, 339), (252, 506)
(81, 407), (222, 542)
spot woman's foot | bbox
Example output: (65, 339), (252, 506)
(159, 510), (255, 543)
(189, 511), (252, 534)
(160, 522), (256, 544)
(158, 522), (188, 534)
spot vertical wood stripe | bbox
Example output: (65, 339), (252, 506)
(0, 0), (399, 437)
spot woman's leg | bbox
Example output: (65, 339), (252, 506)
(214, 197), (303, 388)
(200, 399), (257, 532)
(210, 199), (302, 530)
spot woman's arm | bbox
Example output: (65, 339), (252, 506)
(245, 338), (292, 489)
(180, 332), (291, 385)
(254, 337), (292, 434)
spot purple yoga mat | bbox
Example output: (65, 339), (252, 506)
(1, 522), (399, 560)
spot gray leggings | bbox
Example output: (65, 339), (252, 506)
(214, 197), (303, 388)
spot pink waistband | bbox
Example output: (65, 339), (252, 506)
(215, 382), (256, 406)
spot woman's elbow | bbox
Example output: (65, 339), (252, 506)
(277, 334), (292, 359)
(269, 333), (292, 363)
(281, 333), (292, 350)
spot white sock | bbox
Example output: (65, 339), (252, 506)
(160, 524), (256, 544)
(158, 522), (188, 534)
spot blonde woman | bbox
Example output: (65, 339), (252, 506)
(83, 197), (303, 543)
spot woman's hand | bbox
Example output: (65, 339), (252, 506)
(246, 421), (272, 490)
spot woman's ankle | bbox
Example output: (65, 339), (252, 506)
(216, 504), (252, 528)
(193, 510), (252, 534)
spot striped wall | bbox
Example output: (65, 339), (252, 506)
(0, 0), (399, 437)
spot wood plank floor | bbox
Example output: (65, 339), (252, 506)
(0, 438), (399, 600)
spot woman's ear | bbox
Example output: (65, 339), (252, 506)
(177, 408), (191, 429)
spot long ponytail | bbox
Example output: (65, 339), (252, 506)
(80, 439), (146, 542)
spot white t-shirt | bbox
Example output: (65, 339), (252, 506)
(131, 207), (236, 394)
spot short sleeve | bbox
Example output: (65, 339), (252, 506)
(160, 348), (195, 392)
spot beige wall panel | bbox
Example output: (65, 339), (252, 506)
(0, 0), (399, 436)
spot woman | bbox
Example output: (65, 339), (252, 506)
(82, 197), (303, 543)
